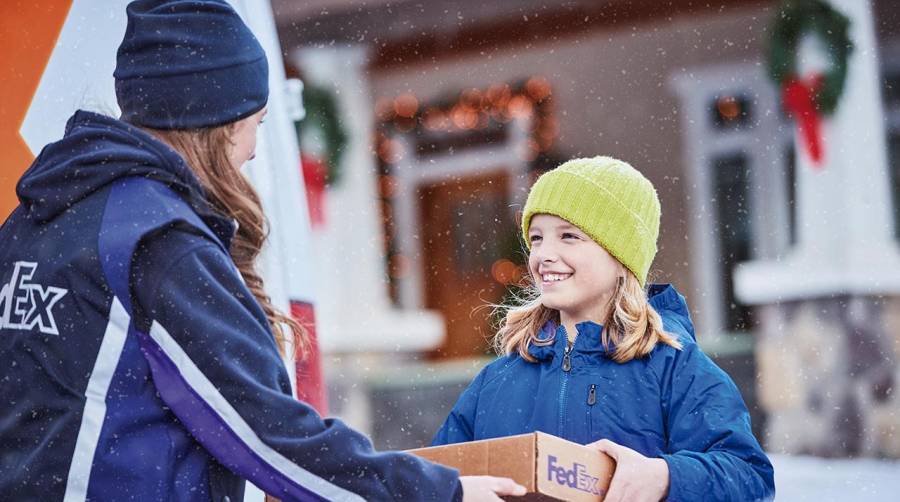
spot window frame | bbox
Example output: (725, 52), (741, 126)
(669, 63), (793, 345)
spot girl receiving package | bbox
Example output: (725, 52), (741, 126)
(432, 156), (775, 501)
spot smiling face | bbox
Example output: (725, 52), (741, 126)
(227, 107), (267, 169)
(527, 214), (625, 327)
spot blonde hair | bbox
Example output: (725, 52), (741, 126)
(494, 270), (681, 364)
(146, 125), (309, 358)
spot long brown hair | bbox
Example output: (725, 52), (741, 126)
(146, 124), (308, 358)
(494, 271), (680, 364)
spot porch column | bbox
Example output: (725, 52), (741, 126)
(293, 45), (444, 354)
(735, 0), (900, 457)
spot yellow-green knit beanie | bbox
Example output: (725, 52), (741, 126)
(521, 156), (660, 286)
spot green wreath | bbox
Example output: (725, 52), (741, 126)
(767, 0), (853, 115)
(297, 85), (347, 184)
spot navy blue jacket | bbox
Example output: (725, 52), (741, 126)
(432, 285), (775, 501)
(0, 111), (460, 501)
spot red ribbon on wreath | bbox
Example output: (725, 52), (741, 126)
(782, 73), (825, 166)
(301, 153), (328, 228)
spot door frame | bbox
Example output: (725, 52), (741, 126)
(389, 114), (533, 310)
(418, 170), (514, 357)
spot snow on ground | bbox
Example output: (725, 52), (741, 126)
(771, 454), (900, 501)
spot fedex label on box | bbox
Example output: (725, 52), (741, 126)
(547, 455), (604, 496)
(407, 431), (614, 501)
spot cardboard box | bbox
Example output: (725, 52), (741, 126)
(408, 432), (615, 501)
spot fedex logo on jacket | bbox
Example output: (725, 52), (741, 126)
(547, 455), (603, 496)
(0, 261), (68, 335)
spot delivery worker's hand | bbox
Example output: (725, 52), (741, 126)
(586, 439), (669, 502)
(460, 475), (527, 501)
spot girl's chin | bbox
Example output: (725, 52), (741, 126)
(539, 296), (569, 311)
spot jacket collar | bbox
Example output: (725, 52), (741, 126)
(527, 319), (615, 362)
(525, 283), (695, 362)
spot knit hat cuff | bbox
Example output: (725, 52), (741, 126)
(116, 55), (268, 130)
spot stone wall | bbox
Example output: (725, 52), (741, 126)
(757, 297), (900, 457)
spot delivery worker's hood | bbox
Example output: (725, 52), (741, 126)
(15, 110), (234, 245)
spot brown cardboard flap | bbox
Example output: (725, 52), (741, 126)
(408, 434), (536, 490)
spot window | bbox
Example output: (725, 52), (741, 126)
(883, 69), (900, 238)
(888, 132), (900, 238)
(883, 71), (900, 108)
(784, 143), (798, 246)
(670, 64), (793, 341)
(711, 153), (754, 331)
(711, 94), (753, 131)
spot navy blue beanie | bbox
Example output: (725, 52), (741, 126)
(114, 0), (269, 130)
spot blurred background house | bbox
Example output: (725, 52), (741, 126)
(272, 0), (900, 461)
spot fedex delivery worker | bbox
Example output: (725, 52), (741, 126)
(432, 157), (775, 501)
(0, 1), (524, 500)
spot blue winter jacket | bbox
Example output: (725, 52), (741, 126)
(0, 111), (461, 501)
(432, 285), (775, 501)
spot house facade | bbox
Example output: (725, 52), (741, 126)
(274, 0), (900, 456)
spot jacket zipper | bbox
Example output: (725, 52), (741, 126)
(587, 383), (597, 438)
(558, 343), (572, 436)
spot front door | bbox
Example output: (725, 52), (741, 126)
(419, 172), (517, 359)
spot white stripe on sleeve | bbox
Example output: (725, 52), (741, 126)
(63, 297), (130, 502)
(147, 320), (366, 502)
